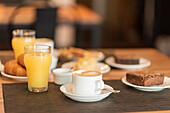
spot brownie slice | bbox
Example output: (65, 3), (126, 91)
(114, 55), (139, 64)
(126, 71), (164, 86)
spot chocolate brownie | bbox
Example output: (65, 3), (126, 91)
(126, 71), (164, 86)
(114, 55), (139, 64)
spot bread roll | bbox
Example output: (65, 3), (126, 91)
(17, 54), (25, 67)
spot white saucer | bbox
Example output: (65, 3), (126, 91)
(60, 83), (113, 102)
(121, 76), (170, 91)
(105, 57), (151, 70)
(61, 61), (111, 74)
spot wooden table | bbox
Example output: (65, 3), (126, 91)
(1, 48), (170, 113)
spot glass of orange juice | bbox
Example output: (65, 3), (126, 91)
(24, 45), (52, 92)
(12, 29), (36, 60)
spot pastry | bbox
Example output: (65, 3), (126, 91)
(17, 54), (25, 67)
(58, 47), (96, 60)
(74, 56), (97, 71)
(126, 71), (164, 86)
(4, 60), (27, 77)
(69, 47), (91, 58)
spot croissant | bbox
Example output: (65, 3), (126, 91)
(4, 60), (27, 77)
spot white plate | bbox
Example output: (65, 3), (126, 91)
(60, 83), (113, 102)
(105, 57), (151, 70)
(0, 60), (53, 81)
(61, 61), (111, 74)
(0, 63), (27, 81)
(0, 60), (4, 72)
(121, 76), (170, 91)
(1, 70), (54, 81)
(1, 71), (27, 81)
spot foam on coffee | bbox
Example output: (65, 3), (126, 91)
(75, 71), (101, 77)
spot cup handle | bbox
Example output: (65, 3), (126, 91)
(95, 80), (104, 92)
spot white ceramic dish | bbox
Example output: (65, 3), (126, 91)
(60, 83), (113, 102)
(105, 57), (151, 70)
(121, 76), (170, 91)
(1, 71), (27, 81)
(61, 61), (111, 74)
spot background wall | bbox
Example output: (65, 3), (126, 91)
(0, 0), (170, 51)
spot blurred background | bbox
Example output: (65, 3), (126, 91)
(0, 0), (170, 55)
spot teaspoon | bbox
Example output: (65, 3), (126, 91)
(103, 88), (120, 93)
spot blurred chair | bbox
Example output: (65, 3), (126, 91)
(35, 8), (57, 40)
(155, 35), (170, 56)
(75, 23), (101, 48)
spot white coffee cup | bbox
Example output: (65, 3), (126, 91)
(36, 38), (57, 69)
(72, 70), (104, 96)
(36, 38), (54, 54)
(53, 68), (72, 85)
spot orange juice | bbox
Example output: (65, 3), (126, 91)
(12, 37), (35, 59)
(24, 52), (52, 88)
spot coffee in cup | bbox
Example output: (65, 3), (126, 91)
(74, 70), (101, 77)
(72, 70), (104, 96)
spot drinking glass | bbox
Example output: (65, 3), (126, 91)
(12, 29), (36, 60)
(24, 45), (52, 92)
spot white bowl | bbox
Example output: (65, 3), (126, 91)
(52, 68), (72, 85)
